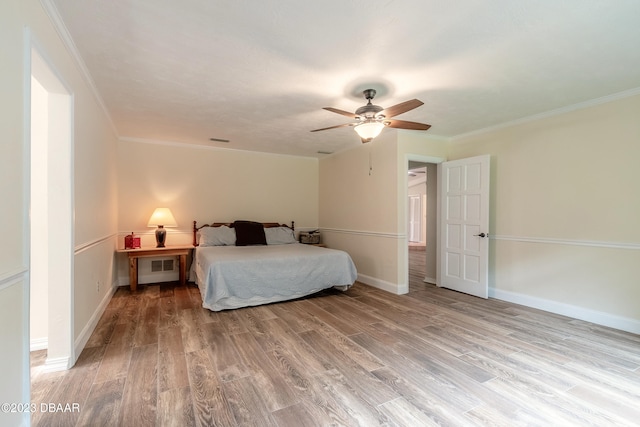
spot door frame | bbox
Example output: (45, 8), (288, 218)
(28, 32), (75, 371)
(401, 154), (445, 291)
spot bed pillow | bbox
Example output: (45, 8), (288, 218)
(233, 220), (267, 246)
(199, 225), (236, 246)
(265, 226), (296, 245)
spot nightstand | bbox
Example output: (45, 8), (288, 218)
(117, 245), (193, 291)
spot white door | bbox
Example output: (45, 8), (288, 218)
(408, 195), (421, 242)
(438, 155), (490, 298)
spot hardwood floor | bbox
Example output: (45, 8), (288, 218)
(31, 259), (640, 426)
(408, 247), (427, 286)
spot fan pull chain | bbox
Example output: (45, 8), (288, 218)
(369, 143), (373, 176)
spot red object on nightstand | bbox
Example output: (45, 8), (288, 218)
(124, 232), (141, 249)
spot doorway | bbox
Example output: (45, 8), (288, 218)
(407, 161), (437, 289)
(30, 46), (74, 371)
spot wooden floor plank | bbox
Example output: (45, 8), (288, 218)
(351, 331), (485, 412)
(312, 368), (389, 426)
(216, 309), (248, 335)
(298, 329), (399, 407)
(32, 346), (105, 427)
(75, 377), (125, 427)
(157, 386), (196, 427)
(83, 308), (120, 348)
(223, 376), (278, 426)
(271, 401), (328, 427)
(353, 293), (437, 329)
(179, 308), (210, 353)
(377, 396), (443, 427)
(205, 327), (251, 383)
(568, 383), (640, 422)
(185, 348), (236, 427)
(372, 366), (484, 426)
(229, 332), (299, 412)
(31, 254), (640, 427)
(267, 302), (317, 334)
(292, 298), (363, 336)
(253, 318), (331, 375)
(368, 321), (497, 384)
(133, 296), (160, 347)
(158, 326), (190, 393)
(93, 322), (135, 384)
(158, 294), (180, 331)
(484, 375), (631, 426)
(119, 344), (158, 427)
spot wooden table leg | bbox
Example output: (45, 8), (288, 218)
(179, 254), (187, 286)
(129, 256), (138, 291)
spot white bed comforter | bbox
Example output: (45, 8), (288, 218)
(193, 243), (357, 311)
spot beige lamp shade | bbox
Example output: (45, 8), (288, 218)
(147, 208), (177, 247)
(147, 208), (178, 227)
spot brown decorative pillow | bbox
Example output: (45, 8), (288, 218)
(233, 220), (267, 246)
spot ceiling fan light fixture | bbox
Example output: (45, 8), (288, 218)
(311, 89), (430, 140)
(354, 121), (385, 140)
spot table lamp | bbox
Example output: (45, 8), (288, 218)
(147, 207), (177, 247)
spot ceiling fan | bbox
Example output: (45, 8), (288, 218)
(311, 89), (431, 143)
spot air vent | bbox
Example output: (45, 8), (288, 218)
(210, 137), (230, 143)
(317, 150), (333, 155)
(151, 259), (175, 272)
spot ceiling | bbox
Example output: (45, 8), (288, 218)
(48, 0), (640, 158)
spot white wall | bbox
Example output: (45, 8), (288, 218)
(448, 93), (640, 332)
(116, 139), (320, 284)
(71, 57), (119, 354)
(2, 2), (39, 424)
(319, 133), (401, 291)
(1, 2), (37, 425)
(319, 131), (447, 293)
(1, 2), (119, 424)
(325, 102), (639, 332)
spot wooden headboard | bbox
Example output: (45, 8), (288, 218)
(193, 220), (295, 246)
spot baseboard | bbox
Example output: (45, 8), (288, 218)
(117, 274), (178, 286)
(41, 356), (70, 373)
(357, 274), (408, 295)
(423, 277), (437, 284)
(30, 337), (48, 352)
(490, 288), (640, 335)
(73, 279), (118, 360)
(138, 272), (178, 284)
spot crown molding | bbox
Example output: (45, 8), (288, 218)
(39, 0), (119, 138)
(450, 86), (640, 143)
(119, 136), (320, 160)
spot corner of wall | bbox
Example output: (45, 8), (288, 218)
(357, 273), (408, 295)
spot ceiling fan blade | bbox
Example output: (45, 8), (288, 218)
(310, 122), (354, 132)
(323, 107), (358, 118)
(380, 99), (424, 118)
(385, 119), (431, 131)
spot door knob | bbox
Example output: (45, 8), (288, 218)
(474, 232), (487, 238)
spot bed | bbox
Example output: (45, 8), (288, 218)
(191, 220), (357, 311)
